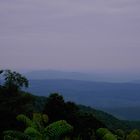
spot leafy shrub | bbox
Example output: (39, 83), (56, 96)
(103, 133), (117, 140)
(96, 128), (110, 138)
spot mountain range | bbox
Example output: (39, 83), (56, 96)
(24, 78), (140, 120)
(24, 70), (140, 82)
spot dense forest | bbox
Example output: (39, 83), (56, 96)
(1, 70), (140, 140)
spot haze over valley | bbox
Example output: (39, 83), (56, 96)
(23, 70), (140, 120)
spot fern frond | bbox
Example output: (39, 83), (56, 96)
(44, 120), (73, 138)
(16, 114), (32, 127)
(24, 127), (42, 138)
(103, 133), (117, 140)
(4, 135), (15, 140)
(42, 114), (49, 124)
(33, 113), (42, 123)
(4, 130), (32, 140)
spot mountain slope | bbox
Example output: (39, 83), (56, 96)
(26, 79), (140, 120)
(34, 95), (140, 131)
(78, 105), (140, 131)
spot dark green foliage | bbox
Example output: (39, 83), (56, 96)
(0, 70), (3, 74)
(103, 133), (117, 140)
(123, 121), (140, 131)
(96, 128), (111, 138)
(0, 71), (34, 139)
(129, 129), (140, 136)
(45, 120), (73, 139)
(4, 113), (72, 140)
(16, 114), (33, 127)
(78, 105), (140, 131)
(0, 90), (34, 114)
(35, 95), (140, 132)
(0, 92), (35, 139)
(126, 134), (140, 140)
(43, 93), (65, 121)
(3, 70), (28, 93)
(43, 93), (105, 139)
(3, 70), (140, 140)
(126, 129), (140, 140)
(4, 113), (47, 140)
(115, 129), (125, 140)
(4, 130), (32, 140)
(96, 128), (117, 140)
(17, 113), (49, 129)
(33, 96), (47, 112)
(24, 127), (42, 139)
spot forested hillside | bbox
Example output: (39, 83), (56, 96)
(1, 70), (140, 140)
(26, 79), (140, 120)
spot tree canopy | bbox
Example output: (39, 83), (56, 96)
(3, 70), (28, 92)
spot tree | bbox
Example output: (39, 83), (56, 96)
(43, 93), (105, 139)
(103, 133), (117, 140)
(0, 70), (33, 139)
(43, 93), (65, 121)
(4, 113), (49, 140)
(126, 129), (140, 140)
(96, 128), (111, 138)
(0, 70), (3, 74)
(115, 129), (125, 140)
(96, 128), (117, 140)
(3, 70), (28, 92)
(0, 70), (4, 87)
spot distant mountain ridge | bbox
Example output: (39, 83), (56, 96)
(24, 70), (140, 82)
(132, 80), (140, 83)
(25, 70), (94, 80)
(25, 70), (112, 82)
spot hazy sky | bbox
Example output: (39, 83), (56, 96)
(1, 0), (140, 73)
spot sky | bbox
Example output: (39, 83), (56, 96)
(0, 0), (140, 75)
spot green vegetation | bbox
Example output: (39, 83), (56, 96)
(126, 129), (140, 140)
(4, 113), (73, 140)
(78, 105), (140, 131)
(2, 70), (28, 93)
(96, 128), (117, 140)
(1, 69), (140, 140)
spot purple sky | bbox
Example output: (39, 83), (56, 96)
(1, 0), (140, 74)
